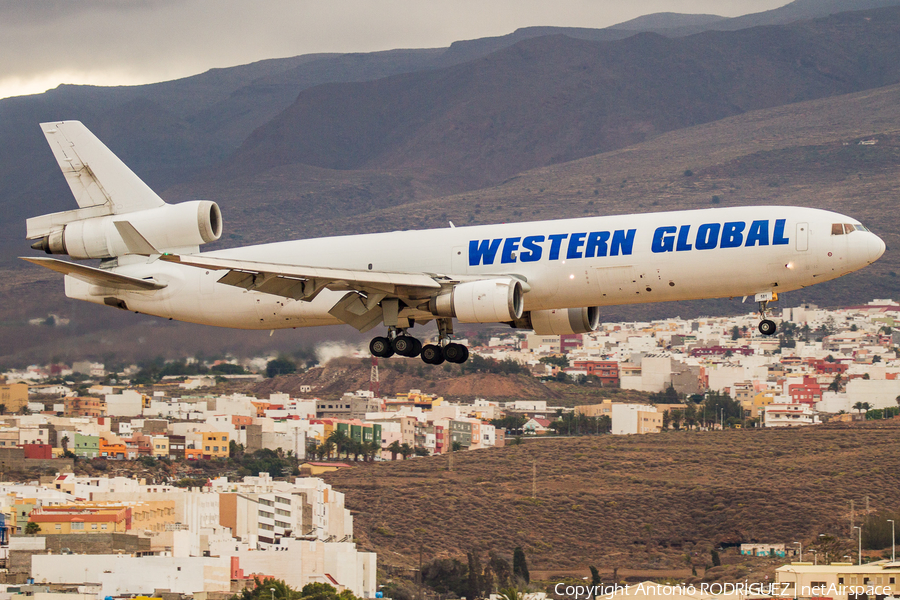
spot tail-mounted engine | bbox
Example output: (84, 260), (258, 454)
(28, 200), (222, 259)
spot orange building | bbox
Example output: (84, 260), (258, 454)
(201, 432), (229, 458)
(185, 448), (204, 460)
(99, 438), (127, 459)
(64, 396), (107, 418)
(29, 505), (130, 534)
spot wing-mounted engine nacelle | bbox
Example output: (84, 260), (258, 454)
(29, 200), (222, 259)
(429, 278), (524, 323)
(510, 306), (601, 335)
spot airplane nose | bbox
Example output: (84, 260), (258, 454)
(869, 233), (886, 263)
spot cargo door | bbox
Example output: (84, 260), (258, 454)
(596, 265), (641, 300)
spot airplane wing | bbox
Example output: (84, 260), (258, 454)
(160, 253), (446, 301)
(21, 256), (167, 291)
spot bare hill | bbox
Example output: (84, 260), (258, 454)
(227, 8), (900, 193)
(323, 423), (900, 570)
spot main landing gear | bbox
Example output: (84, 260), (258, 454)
(756, 292), (778, 336)
(369, 319), (469, 365)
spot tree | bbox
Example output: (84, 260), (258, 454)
(589, 566), (602, 598)
(710, 549), (721, 566)
(25, 522), (40, 535)
(321, 440), (335, 460)
(61, 435), (70, 454)
(327, 429), (350, 459)
(266, 357), (296, 378)
(363, 440), (380, 462)
(467, 551), (484, 600)
(422, 558), (468, 596)
(829, 374), (844, 392)
(808, 534), (853, 565)
(489, 551), (512, 590)
(399, 443), (413, 460)
(387, 440), (402, 461)
(662, 411), (671, 431)
(512, 546), (529, 584)
(670, 409), (683, 430)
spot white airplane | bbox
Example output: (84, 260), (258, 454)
(23, 121), (885, 364)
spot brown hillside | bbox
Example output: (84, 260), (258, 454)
(251, 357), (558, 400)
(249, 358), (656, 405)
(230, 8), (900, 193)
(323, 423), (900, 571)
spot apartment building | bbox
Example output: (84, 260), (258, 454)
(202, 432), (230, 458)
(611, 403), (663, 435)
(764, 402), (821, 427)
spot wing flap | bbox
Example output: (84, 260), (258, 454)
(161, 254), (442, 300)
(21, 256), (166, 291)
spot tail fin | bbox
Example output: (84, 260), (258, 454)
(41, 121), (165, 212)
(27, 121), (167, 240)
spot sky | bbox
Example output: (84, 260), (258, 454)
(0, 0), (792, 100)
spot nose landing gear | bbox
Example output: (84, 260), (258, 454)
(756, 292), (778, 336)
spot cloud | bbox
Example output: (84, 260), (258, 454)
(0, 0), (791, 99)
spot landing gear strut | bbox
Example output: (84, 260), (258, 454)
(369, 318), (469, 364)
(756, 292), (778, 336)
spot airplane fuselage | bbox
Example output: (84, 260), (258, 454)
(65, 205), (885, 330)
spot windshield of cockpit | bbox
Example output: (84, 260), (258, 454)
(831, 223), (869, 235)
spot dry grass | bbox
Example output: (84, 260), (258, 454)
(324, 422), (900, 572)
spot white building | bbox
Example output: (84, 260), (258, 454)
(32, 554), (230, 596)
(764, 402), (821, 427)
(611, 403), (662, 435)
(104, 390), (143, 417)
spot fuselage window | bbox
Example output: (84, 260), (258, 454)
(832, 223), (845, 235)
(843, 223), (855, 234)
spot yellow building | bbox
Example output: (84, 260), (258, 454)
(202, 432), (229, 458)
(0, 382), (28, 414)
(29, 505), (130, 534)
(150, 436), (169, 458)
(128, 500), (177, 532)
(576, 400), (614, 418)
(27, 500), (177, 534)
(750, 391), (778, 418)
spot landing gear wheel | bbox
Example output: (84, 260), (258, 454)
(369, 336), (394, 358)
(758, 319), (777, 336)
(421, 344), (445, 365)
(393, 336), (421, 358)
(443, 343), (469, 364)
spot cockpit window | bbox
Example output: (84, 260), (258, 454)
(832, 223), (864, 235)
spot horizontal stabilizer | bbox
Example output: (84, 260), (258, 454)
(20, 256), (166, 291)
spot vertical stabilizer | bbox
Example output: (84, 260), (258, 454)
(40, 121), (165, 213)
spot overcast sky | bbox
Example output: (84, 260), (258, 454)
(0, 0), (792, 100)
